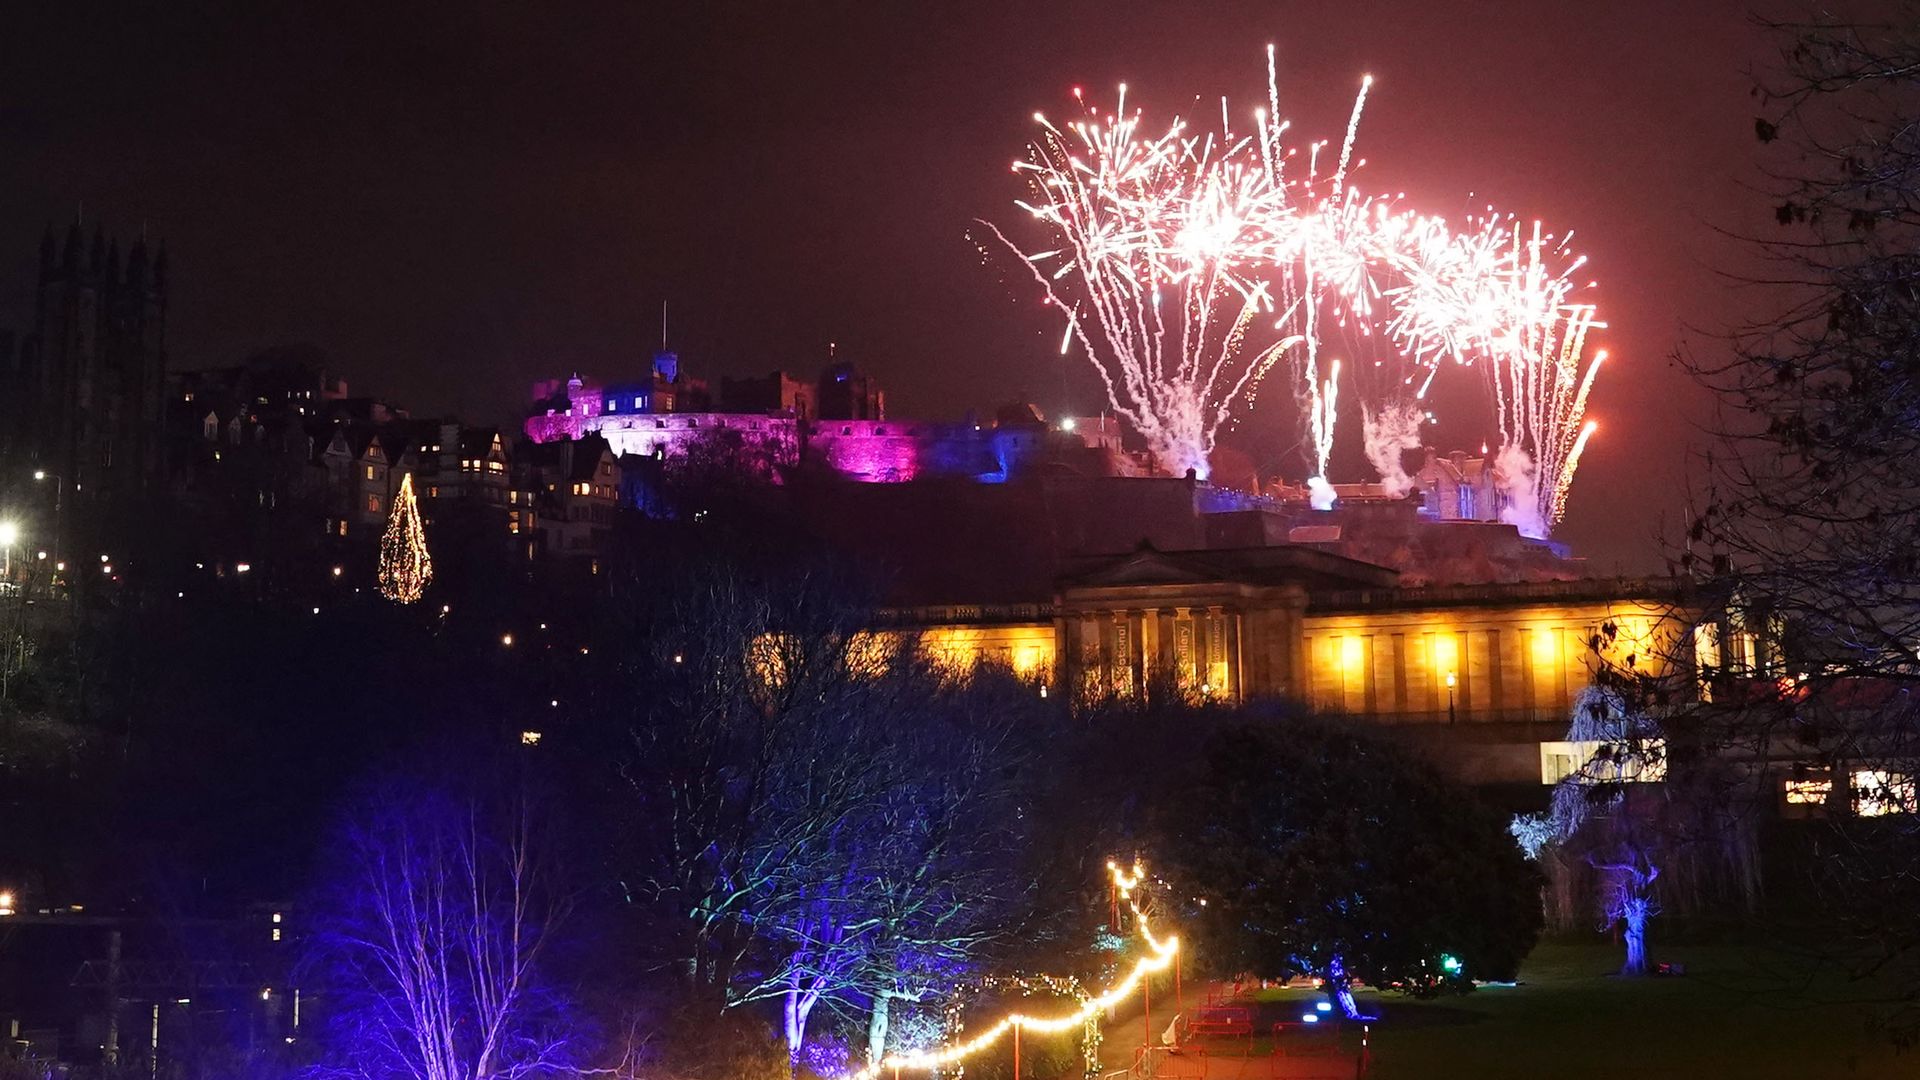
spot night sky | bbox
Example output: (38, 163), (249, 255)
(1, 1), (1780, 569)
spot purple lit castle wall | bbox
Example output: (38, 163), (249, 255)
(524, 368), (1151, 484)
(809, 420), (998, 482)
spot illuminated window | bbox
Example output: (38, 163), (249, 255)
(488, 460), (504, 472)
(520, 730), (543, 746)
(336, 520), (348, 537)
(1784, 778), (1831, 805)
(1852, 770), (1916, 817)
(1540, 739), (1667, 785)
(428, 486), (439, 498)
(363, 464), (375, 480)
(633, 396), (643, 409)
(367, 495), (380, 513)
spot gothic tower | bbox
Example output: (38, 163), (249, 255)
(19, 220), (169, 496)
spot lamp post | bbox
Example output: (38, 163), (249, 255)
(31, 470), (64, 575)
(1445, 670), (1457, 724)
(0, 521), (20, 703)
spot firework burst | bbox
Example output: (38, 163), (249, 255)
(986, 50), (1606, 535)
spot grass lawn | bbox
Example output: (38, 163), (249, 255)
(1245, 941), (1907, 1079)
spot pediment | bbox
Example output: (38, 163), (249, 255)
(1067, 549), (1223, 588)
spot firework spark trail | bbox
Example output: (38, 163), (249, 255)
(988, 52), (1607, 532)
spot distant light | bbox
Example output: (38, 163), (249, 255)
(521, 730), (543, 746)
(1061, 417), (1077, 432)
(1301, 1013), (1320, 1024)
(0, 522), (20, 548)
(102, 564), (112, 575)
(549, 699), (558, 707)
(36, 551), (46, 560)
(312, 607), (321, 615)
(672, 653), (684, 664)
(32, 470), (45, 481)
(236, 562), (252, 574)
(1315, 1002), (1333, 1013)
(502, 634), (514, 647)
(0, 891), (14, 916)
(331, 566), (343, 577)
(99, 553), (108, 563)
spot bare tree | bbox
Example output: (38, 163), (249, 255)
(1668, 7), (1920, 1041)
(611, 554), (1041, 1067)
(313, 785), (579, 1080)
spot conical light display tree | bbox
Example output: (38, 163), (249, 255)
(377, 472), (432, 603)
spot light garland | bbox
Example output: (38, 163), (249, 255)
(851, 861), (1178, 1080)
(945, 973), (1102, 1078)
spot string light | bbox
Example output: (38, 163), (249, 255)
(850, 861), (1177, 1080)
(377, 473), (432, 603)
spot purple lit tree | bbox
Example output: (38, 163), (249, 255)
(309, 785), (585, 1080)
(1592, 847), (1661, 977)
(1511, 684), (1757, 978)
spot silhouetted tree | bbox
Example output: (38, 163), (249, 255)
(1161, 716), (1540, 1016)
(1673, 9), (1920, 1042)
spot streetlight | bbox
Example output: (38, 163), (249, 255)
(0, 521), (18, 581)
(30, 470), (65, 575)
(1445, 670), (1458, 724)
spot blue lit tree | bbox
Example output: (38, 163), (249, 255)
(1512, 685), (1758, 978)
(611, 556), (1042, 1069)
(306, 783), (588, 1080)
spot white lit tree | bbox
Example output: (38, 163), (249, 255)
(378, 472), (432, 603)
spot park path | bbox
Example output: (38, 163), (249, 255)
(1093, 982), (1368, 1080)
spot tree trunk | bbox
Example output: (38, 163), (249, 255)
(1323, 956), (1361, 1020)
(867, 993), (892, 1067)
(784, 971), (819, 1069)
(1621, 902), (1650, 976)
